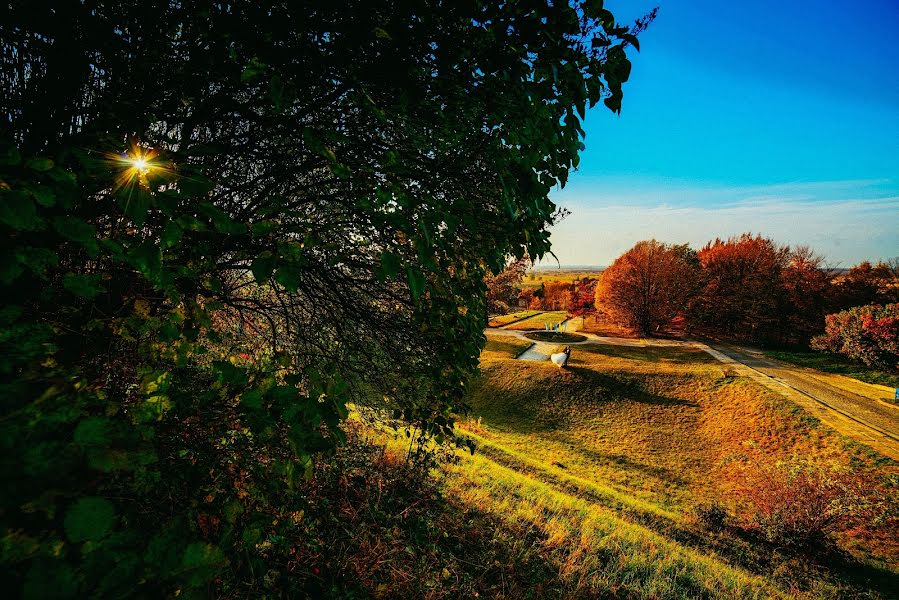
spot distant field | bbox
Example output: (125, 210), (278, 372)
(451, 339), (899, 598)
(766, 350), (899, 390)
(505, 310), (571, 331)
(520, 269), (601, 289)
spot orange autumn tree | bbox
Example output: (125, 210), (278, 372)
(595, 240), (699, 336)
(543, 280), (575, 310)
(688, 234), (791, 343)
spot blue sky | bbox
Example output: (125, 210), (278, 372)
(548, 0), (899, 267)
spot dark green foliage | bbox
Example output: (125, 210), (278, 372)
(0, 0), (651, 596)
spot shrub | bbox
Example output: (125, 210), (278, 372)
(811, 304), (899, 370)
(727, 458), (892, 552)
(693, 502), (730, 530)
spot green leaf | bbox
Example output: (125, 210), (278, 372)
(251, 253), (276, 283)
(120, 187), (152, 227)
(583, 0), (604, 19)
(63, 273), (103, 299)
(64, 497), (116, 542)
(53, 216), (96, 245)
(178, 174), (216, 197)
(222, 499), (243, 524)
(240, 57), (267, 82)
(74, 416), (116, 445)
(25, 157), (54, 171)
(329, 162), (351, 178)
(380, 251), (401, 279)
(0, 140), (21, 166)
(406, 266), (425, 300)
(198, 203), (245, 234)
(128, 242), (162, 279)
(622, 32), (640, 51)
(274, 265), (301, 292)
(0, 191), (43, 231)
(160, 221), (183, 249)
(180, 543), (228, 588)
(240, 388), (264, 410)
(29, 185), (56, 207)
(213, 360), (248, 386)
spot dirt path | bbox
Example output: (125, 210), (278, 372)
(486, 327), (899, 461)
(705, 342), (899, 461)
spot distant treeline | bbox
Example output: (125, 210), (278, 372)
(488, 234), (899, 355)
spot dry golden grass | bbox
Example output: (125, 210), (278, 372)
(482, 333), (534, 359)
(440, 340), (899, 598)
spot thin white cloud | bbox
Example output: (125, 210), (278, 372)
(544, 179), (899, 267)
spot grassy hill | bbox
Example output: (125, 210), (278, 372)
(431, 334), (899, 598)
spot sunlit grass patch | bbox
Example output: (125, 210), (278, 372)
(483, 333), (533, 359)
(506, 310), (570, 331)
(487, 309), (543, 327)
(442, 448), (780, 598)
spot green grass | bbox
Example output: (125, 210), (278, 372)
(482, 334), (534, 358)
(765, 350), (899, 389)
(445, 341), (899, 598)
(505, 310), (570, 331)
(487, 310), (542, 327)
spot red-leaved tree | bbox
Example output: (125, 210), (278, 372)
(595, 240), (699, 336)
(812, 304), (899, 369)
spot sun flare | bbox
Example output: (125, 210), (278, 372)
(110, 145), (166, 191)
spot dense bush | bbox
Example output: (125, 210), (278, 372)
(726, 458), (893, 552)
(0, 1), (651, 596)
(212, 425), (562, 598)
(811, 304), (899, 370)
(484, 258), (528, 315)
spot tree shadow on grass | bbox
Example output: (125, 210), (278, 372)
(531, 429), (691, 487)
(564, 365), (699, 408)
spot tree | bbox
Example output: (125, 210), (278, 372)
(569, 276), (598, 318)
(0, 1), (652, 595)
(811, 304), (899, 369)
(595, 240), (699, 336)
(543, 280), (575, 310)
(485, 258), (528, 315)
(688, 234), (790, 343)
(781, 246), (834, 344)
(832, 260), (899, 310)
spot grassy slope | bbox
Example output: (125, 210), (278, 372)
(442, 338), (898, 598)
(505, 310), (570, 331)
(765, 350), (899, 390)
(487, 310), (543, 328)
(482, 332), (533, 359)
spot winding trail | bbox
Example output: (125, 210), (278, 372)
(486, 326), (899, 461)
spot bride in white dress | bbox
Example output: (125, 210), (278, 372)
(550, 346), (571, 368)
